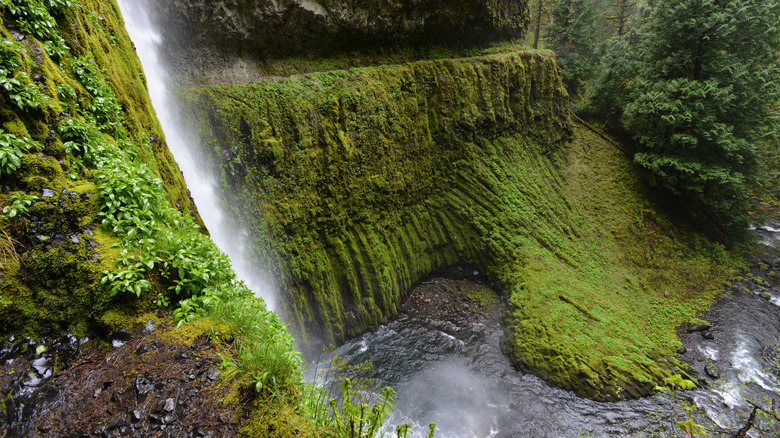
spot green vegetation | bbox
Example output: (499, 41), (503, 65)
(544, 0), (598, 95)
(626, 0), (780, 231)
(580, 0), (780, 231)
(0, 0), (201, 338)
(0, 0), (773, 434)
(0, 129), (39, 175)
(180, 53), (741, 400)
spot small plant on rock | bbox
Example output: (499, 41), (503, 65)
(1, 192), (39, 219)
(656, 374), (709, 438)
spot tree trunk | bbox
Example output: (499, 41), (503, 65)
(533, 0), (543, 49)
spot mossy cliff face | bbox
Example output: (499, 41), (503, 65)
(180, 52), (737, 401)
(179, 52), (569, 340)
(148, 0), (529, 80)
(0, 0), (199, 336)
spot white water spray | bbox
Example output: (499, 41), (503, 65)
(117, 1), (277, 310)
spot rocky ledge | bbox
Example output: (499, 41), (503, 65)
(146, 0), (529, 80)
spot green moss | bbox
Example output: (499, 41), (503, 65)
(180, 54), (739, 400)
(0, 0), (200, 338)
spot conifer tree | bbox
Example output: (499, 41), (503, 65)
(545, 0), (599, 95)
(623, 0), (780, 230)
(605, 0), (637, 36)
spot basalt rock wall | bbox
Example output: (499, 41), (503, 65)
(179, 50), (738, 401)
(178, 52), (570, 347)
(147, 0), (529, 79)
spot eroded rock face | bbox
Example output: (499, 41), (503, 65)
(148, 0), (529, 77)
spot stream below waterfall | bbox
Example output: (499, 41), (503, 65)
(117, 2), (780, 436)
(331, 226), (780, 438)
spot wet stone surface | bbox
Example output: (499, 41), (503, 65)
(0, 319), (238, 437)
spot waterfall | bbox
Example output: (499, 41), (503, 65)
(116, 1), (277, 310)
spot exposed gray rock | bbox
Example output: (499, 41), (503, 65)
(705, 362), (720, 379)
(147, 0), (529, 81)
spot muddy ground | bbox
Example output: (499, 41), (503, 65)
(0, 314), (244, 438)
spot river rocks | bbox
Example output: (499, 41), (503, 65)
(687, 323), (711, 333)
(704, 362), (720, 379)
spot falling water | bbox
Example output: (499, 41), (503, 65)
(116, 1), (277, 310)
(117, 2), (780, 436)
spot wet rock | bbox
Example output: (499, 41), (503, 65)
(150, 0), (527, 80)
(687, 323), (711, 333)
(135, 374), (154, 403)
(91, 423), (105, 436)
(143, 320), (156, 334)
(113, 329), (132, 342)
(5, 385), (60, 425)
(176, 401), (187, 419)
(41, 189), (55, 198)
(701, 331), (715, 340)
(70, 235), (80, 244)
(31, 356), (51, 376)
(131, 409), (143, 422)
(23, 372), (44, 387)
(136, 342), (158, 355)
(206, 368), (219, 381)
(164, 397), (176, 413)
(705, 362), (720, 379)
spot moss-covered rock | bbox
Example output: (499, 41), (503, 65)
(178, 52), (569, 340)
(0, 0), (199, 337)
(179, 53), (739, 400)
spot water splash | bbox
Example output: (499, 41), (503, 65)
(117, 1), (276, 309)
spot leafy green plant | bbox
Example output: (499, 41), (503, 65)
(0, 38), (22, 74)
(0, 0), (71, 58)
(56, 82), (76, 101)
(70, 56), (121, 129)
(0, 37), (50, 110)
(655, 374), (709, 438)
(1, 72), (50, 109)
(300, 347), (436, 438)
(0, 129), (40, 175)
(2, 192), (39, 219)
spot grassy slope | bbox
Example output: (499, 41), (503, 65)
(504, 124), (737, 399)
(180, 54), (739, 400)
